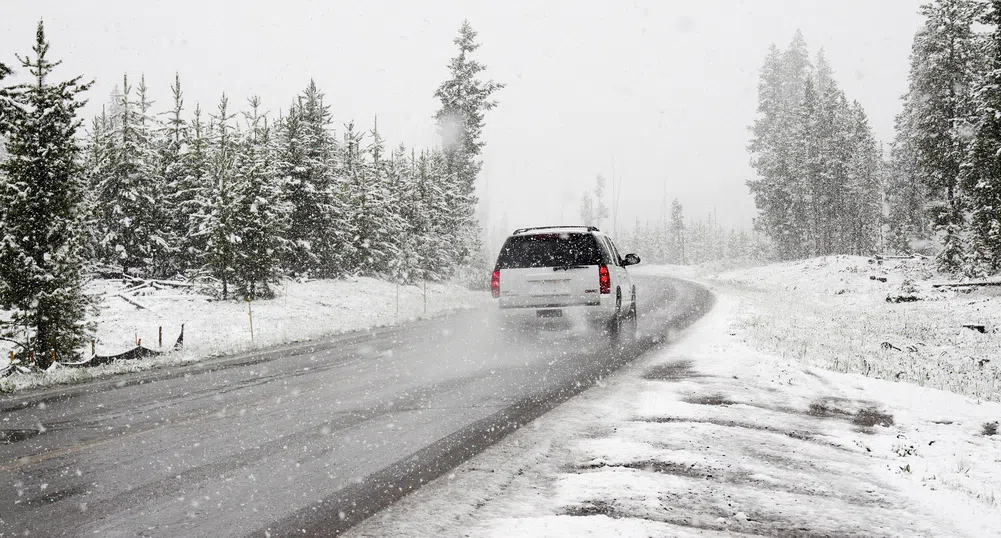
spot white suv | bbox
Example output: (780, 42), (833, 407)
(491, 226), (640, 339)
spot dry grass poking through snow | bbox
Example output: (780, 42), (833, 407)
(708, 256), (1001, 402)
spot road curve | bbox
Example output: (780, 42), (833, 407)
(0, 275), (713, 537)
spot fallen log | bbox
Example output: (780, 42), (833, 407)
(114, 293), (149, 310)
(142, 294), (214, 301)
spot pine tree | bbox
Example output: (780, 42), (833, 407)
(747, 34), (814, 260)
(81, 108), (112, 262)
(159, 73), (192, 275)
(0, 21), (93, 365)
(905, 0), (984, 271)
(195, 94), (239, 298)
(844, 103), (884, 255)
(230, 97), (289, 298)
(670, 199), (685, 264)
(964, 0), (1001, 274)
(97, 74), (164, 275)
(886, 92), (929, 253)
(180, 103), (210, 272)
(278, 81), (341, 277)
(433, 20), (503, 267)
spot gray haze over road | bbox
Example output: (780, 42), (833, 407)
(0, 276), (712, 537)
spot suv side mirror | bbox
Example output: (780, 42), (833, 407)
(623, 253), (641, 266)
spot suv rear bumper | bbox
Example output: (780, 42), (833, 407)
(497, 300), (617, 331)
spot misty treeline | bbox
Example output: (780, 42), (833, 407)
(622, 200), (770, 265)
(575, 174), (769, 265)
(0, 21), (501, 362)
(888, 0), (1001, 275)
(747, 31), (883, 261)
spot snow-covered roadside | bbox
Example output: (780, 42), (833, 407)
(667, 256), (1001, 403)
(0, 277), (489, 393)
(347, 289), (1000, 537)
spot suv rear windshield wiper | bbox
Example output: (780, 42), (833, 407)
(553, 265), (589, 271)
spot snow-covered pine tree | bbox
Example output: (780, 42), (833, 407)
(844, 103), (884, 255)
(158, 73), (193, 275)
(135, 75), (171, 276)
(670, 199), (685, 264)
(97, 74), (165, 276)
(0, 21), (93, 364)
(230, 96), (289, 299)
(963, 0), (1001, 275)
(423, 149), (456, 280)
(886, 97), (929, 254)
(342, 121), (370, 273)
(433, 20), (503, 268)
(180, 103), (210, 273)
(386, 145), (422, 284)
(747, 35), (813, 260)
(278, 81), (341, 277)
(194, 94), (239, 298)
(81, 108), (112, 263)
(794, 76), (821, 256)
(904, 0), (984, 271)
(350, 118), (402, 276)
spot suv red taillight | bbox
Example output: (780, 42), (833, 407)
(491, 269), (501, 298)
(599, 265), (611, 294)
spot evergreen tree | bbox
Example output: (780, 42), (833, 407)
(433, 20), (503, 266)
(194, 94), (239, 298)
(750, 31), (886, 261)
(844, 103), (884, 255)
(230, 96), (288, 298)
(0, 21), (93, 365)
(179, 103), (210, 271)
(97, 74), (165, 275)
(886, 93), (929, 253)
(904, 0), (984, 271)
(964, 0), (1001, 274)
(670, 199), (685, 264)
(278, 81), (341, 277)
(159, 73), (192, 275)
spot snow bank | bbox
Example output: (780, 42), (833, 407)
(0, 277), (489, 393)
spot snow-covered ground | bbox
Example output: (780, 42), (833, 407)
(699, 255), (1001, 403)
(0, 277), (488, 393)
(348, 263), (1001, 537)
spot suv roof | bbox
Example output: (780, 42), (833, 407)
(511, 225), (601, 236)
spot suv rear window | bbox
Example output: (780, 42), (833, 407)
(495, 233), (605, 269)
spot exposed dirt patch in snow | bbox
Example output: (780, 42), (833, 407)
(641, 359), (703, 381)
(683, 393), (734, 406)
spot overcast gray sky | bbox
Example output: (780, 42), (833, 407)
(2, 0), (923, 240)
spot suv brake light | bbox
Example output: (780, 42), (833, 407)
(599, 265), (611, 294)
(491, 269), (501, 298)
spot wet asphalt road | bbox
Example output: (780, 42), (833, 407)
(0, 275), (713, 537)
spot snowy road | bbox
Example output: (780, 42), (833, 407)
(0, 275), (713, 537)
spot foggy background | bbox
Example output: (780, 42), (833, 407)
(1, 0), (923, 248)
